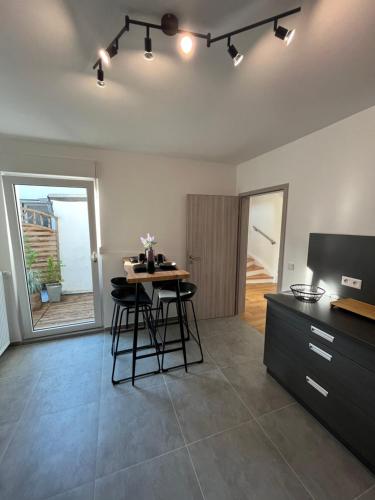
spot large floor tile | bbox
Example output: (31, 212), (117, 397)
(47, 482), (94, 500)
(221, 358), (294, 417)
(197, 316), (250, 339)
(0, 373), (40, 425)
(356, 486), (375, 499)
(0, 422), (15, 459)
(162, 341), (216, 379)
(96, 384), (184, 477)
(0, 402), (99, 500)
(24, 365), (102, 417)
(102, 334), (164, 395)
(203, 327), (264, 368)
(0, 334), (104, 379)
(166, 368), (251, 443)
(0, 346), (33, 379)
(189, 420), (311, 500)
(94, 448), (203, 500)
(259, 404), (375, 500)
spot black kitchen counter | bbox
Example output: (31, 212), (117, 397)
(265, 292), (375, 350)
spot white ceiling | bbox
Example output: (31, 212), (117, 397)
(1, 0), (375, 164)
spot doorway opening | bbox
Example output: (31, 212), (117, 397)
(3, 175), (102, 340)
(16, 185), (94, 330)
(237, 185), (288, 334)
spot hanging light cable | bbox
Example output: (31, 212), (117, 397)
(97, 61), (105, 87)
(144, 26), (154, 61)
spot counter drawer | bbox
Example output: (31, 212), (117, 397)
(308, 326), (375, 375)
(266, 300), (375, 374)
(265, 343), (375, 472)
(266, 308), (308, 361)
(305, 338), (375, 420)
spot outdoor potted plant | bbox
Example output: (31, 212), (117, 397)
(27, 268), (42, 311)
(24, 239), (42, 311)
(44, 256), (63, 303)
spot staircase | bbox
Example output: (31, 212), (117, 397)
(246, 257), (274, 285)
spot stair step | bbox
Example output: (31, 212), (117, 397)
(247, 264), (263, 272)
(247, 273), (273, 280)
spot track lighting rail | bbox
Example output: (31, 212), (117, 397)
(208, 7), (301, 45)
(93, 6), (301, 79)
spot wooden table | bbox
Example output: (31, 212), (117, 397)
(112, 259), (193, 385)
(123, 258), (190, 283)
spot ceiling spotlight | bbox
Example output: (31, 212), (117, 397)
(97, 67), (105, 87)
(274, 26), (296, 46)
(98, 42), (118, 66)
(180, 35), (193, 55)
(144, 36), (154, 61)
(227, 43), (243, 67)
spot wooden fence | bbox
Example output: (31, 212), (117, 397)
(22, 208), (59, 275)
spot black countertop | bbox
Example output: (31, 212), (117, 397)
(265, 292), (375, 350)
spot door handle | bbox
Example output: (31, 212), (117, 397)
(306, 376), (328, 397)
(311, 325), (334, 343)
(188, 255), (201, 263)
(91, 251), (98, 263)
(309, 343), (332, 362)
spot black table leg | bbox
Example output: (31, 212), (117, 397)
(131, 282), (140, 386)
(176, 279), (188, 372)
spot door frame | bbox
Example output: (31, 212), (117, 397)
(236, 183), (289, 314)
(2, 173), (103, 340)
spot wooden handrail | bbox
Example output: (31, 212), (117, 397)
(21, 208), (57, 230)
(252, 225), (276, 245)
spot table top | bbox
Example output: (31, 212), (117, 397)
(123, 258), (190, 283)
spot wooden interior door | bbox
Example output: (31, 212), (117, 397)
(186, 194), (239, 319)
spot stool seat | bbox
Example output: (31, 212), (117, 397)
(111, 277), (137, 289)
(158, 282), (197, 303)
(111, 288), (152, 307)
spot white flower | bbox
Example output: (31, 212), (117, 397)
(140, 233), (157, 249)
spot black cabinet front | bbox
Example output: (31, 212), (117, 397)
(264, 297), (375, 473)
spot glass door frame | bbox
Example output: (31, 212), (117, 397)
(2, 174), (103, 340)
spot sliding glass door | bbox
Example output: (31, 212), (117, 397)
(3, 175), (102, 339)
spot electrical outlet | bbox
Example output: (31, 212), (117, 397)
(341, 276), (362, 290)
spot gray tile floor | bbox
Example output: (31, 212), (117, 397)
(0, 317), (374, 500)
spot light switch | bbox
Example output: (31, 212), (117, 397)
(288, 263), (294, 271)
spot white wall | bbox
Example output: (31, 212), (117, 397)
(248, 192), (283, 280)
(52, 199), (93, 293)
(237, 105), (375, 291)
(0, 136), (236, 341)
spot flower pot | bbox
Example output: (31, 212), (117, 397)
(30, 292), (42, 311)
(46, 283), (62, 303)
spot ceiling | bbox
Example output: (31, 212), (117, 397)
(1, 0), (375, 164)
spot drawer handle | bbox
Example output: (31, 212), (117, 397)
(309, 343), (332, 362)
(306, 376), (328, 397)
(311, 325), (334, 343)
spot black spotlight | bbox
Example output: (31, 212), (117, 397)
(99, 42), (118, 65)
(227, 43), (243, 67)
(97, 67), (105, 87)
(144, 36), (154, 61)
(274, 25), (296, 45)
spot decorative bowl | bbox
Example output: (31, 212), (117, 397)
(290, 284), (325, 303)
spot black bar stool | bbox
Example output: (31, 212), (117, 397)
(110, 277), (134, 335)
(110, 277), (148, 353)
(111, 287), (161, 384)
(157, 282), (203, 372)
(151, 280), (178, 326)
